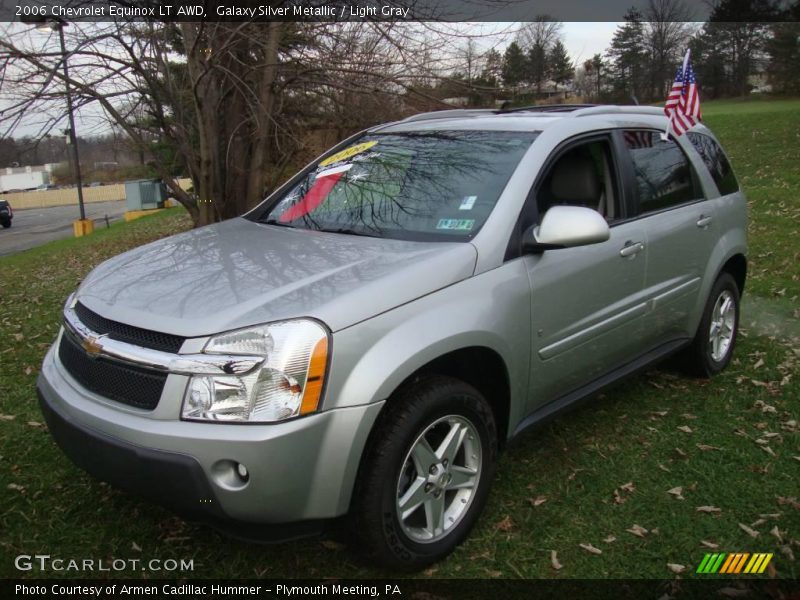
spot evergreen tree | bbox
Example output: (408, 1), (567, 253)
(693, 0), (780, 97)
(606, 8), (647, 102)
(526, 43), (548, 93)
(480, 48), (504, 87)
(548, 40), (574, 92)
(502, 42), (527, 88)
(766, 21), (800, 94)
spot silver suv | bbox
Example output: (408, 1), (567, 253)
(37, 105), (746, 569)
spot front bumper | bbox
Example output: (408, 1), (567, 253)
(38, 342), (383, 533)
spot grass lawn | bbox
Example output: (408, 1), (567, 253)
(0, 100), (798, 580)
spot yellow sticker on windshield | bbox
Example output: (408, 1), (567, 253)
(318, 141), (377, 167)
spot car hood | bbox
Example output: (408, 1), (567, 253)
(76, 218), (477, 337)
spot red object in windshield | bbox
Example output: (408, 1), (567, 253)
(278, 171), (345, 223)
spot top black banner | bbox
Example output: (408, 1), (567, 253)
(3, 0), (799, 22)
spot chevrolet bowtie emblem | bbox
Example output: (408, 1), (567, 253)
(81, 336), (104, 356)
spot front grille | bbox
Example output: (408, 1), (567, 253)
(58, 331), (167, 410)
(74, 302), (185, 353)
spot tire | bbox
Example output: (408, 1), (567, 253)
(350, 375), (497, 570)
(682, 272), (740, 377)
(1, 219), (10, 229)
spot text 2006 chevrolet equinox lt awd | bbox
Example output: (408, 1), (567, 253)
(38, 105), (746, 569)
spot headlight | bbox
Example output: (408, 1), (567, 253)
(181, 320), (329, 423)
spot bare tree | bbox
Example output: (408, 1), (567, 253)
(0, 21), (503, 227)
(645, 0), (694, 98)
(517, 17), (563, 54)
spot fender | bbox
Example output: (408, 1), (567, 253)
(321, 260), (532, 512)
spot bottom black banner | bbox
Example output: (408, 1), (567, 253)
(4, 579), (800, 600)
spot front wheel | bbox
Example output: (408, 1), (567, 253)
(682, 272), (740, 377)
(1, 220), (10, 229)
(350, 375), (497, 570)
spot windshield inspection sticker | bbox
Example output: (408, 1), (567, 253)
(459, 195), (477, 210)
(318, 141), (377, 167)
(437, 218), (475, 231)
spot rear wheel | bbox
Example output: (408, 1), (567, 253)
(1, 219), (10, 229)
(350, 375), (497, 570)
(682, 272), (740, 377)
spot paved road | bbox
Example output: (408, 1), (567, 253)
(0, 200), (128, 258)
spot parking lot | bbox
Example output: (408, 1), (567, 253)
(0, 200), (127, 257)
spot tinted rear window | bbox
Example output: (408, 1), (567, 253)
(623, 130), (703, 215)
(687, 132), (739, 196)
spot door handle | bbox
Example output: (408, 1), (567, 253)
(619, 241), (645, 258)
(696, 215), (713, 228)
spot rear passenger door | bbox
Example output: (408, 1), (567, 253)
(617, 129), (716, 347)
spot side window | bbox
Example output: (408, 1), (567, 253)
(537, 139), (619, 223)
(623, 130), (703, 215)
(687, 132), (739, 196)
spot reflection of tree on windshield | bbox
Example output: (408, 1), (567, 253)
(261, 131), (537, 240)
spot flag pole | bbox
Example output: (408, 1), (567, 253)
(662, 49), (692, 141)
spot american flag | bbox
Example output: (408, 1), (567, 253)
(664, 50), (701, 136)
(623, 130), (654, 149)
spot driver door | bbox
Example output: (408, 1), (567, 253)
(523, 137), (649, 410)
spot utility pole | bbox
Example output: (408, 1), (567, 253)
(54, 20), (86, 221)
(24, 16), (91, 234)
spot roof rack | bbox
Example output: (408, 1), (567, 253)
(569, 105), (665, 118)
(400, 109), (495, 123)
(398, 104), (666, 125)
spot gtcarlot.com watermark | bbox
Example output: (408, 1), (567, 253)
(14, 554), (195, 573)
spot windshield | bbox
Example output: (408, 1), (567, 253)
(256, 130), (538, 241)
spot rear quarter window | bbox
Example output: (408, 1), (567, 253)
(687, 132), (739, 196)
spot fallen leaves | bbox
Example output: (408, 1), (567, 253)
(738, 523), (760, 538)
(769, 526), (783, 543)
(320, 539), (345, 551)
(579, 543), (602, 555)
(696, 506), (722, 514)
(603, 535), (617, 544)
(667, 563), (686, 574)
(677, 425), (693, 434)
(550, 550), (563, 570)
(667, 486), (685, 500)
(753, 400), (777, 414)
(696, 443), (721, 451)
(529, 495), (547, 507)
(701, 540), (719, 550)
(626, 524), (648, 538)
(0, 414), (16, 421)
(494, 516), (514, 532)
(612, 481), (635, 505)
(7, 483), (24, 492)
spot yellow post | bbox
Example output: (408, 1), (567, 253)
(73, 219), (95, 237)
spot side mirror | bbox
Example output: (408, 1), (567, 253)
(522, 205), (610, 253)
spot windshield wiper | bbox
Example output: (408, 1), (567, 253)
(261, 218), (297, 229)
(316, 227), (381, 238)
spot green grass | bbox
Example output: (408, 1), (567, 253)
(0, 101), (798, 580)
